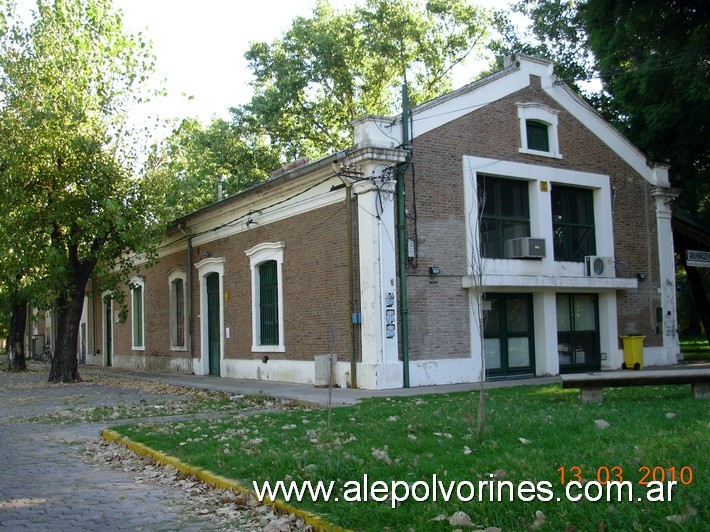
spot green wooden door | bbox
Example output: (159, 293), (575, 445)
(104, 298), (112, 367)
(259, 261), (279, 345)
(206, 273), (220, 376)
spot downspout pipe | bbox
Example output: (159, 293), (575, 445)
(397, 83), (411, 388)
(345, 182), (358, 388)
(180, 224), (194, 374)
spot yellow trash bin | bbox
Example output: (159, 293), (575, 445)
(620, 335), (645, 370)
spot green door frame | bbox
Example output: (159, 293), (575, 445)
(483, 293), (535, 379)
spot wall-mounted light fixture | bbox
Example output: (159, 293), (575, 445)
(637, 273), (646, 281)
(202, 250), (212, 258)
(428, 266), (441, 276)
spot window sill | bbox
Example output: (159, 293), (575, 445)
(252, 345), (286, 353)
(132, 346), (145, 351)
(170, 346), (188, 352)
(519, 147), (562, 159)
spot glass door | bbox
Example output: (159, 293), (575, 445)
(557, 293), (600, 373)
(483, 294), (535, 379)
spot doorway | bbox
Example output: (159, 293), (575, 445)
(103, 296), (112, 367)
(483, 294), (535, 379)
(206, 272), (221, 376)
(557, 293), (600, 373)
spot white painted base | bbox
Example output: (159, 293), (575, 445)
(103, 354), (192, 374)
(221, 357), (483, 390)
(644, 346), (682, 367)
(220, 358), (354, 387)
(409, 358), (480, 387)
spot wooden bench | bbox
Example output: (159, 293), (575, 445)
(560, 369), (710, 403)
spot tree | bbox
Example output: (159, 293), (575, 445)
(0, 0), (161, 382)
(145, 114), (280, 219)
(241, 0), (492, 161)
(498, 0), (710, 344)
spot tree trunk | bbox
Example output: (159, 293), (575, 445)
(48, 262), (94, 382)
(684, 263), (710, 347)
(48, 290), (84, 382)
(6, 296), (28, 371)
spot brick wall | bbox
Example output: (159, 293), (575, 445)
(121, 200), (356, 365)
(403, 74), (663, 360)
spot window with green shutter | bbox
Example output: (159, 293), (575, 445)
(172, 278), (185, 347)
(259, 260), (279, 345)
(132, 283), (144, 348)
(526, 120), (550, 152)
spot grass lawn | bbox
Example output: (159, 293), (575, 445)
(113, 384), (707, 531)
(680, 335), (710, 360)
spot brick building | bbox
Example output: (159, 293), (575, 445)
(76, 55), (679, 389)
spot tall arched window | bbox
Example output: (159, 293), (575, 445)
(130, 277), (145, 350)
(168, 269), (187, 350)
(245, 242), (285, 352)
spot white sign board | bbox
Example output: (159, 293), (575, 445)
(687, 249), (710, 268)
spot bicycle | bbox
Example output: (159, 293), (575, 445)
(39, 344), (53, 364)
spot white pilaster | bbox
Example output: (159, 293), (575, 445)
(353, 178), (401, 389)
(651, 186), (680, 364)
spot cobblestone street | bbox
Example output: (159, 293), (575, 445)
(0, 364), (307, 531)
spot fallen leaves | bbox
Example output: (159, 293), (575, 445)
(82, 438), (313, 531)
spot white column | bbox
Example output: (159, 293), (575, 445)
(651, 187), (680, 364)
(533, 292), (559, 375)
(353, 179), (401, 389)
(598, 291), (621, 369)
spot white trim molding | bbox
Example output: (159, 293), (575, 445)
(245, 242), (286, 353)
(517, 102), (561, 158)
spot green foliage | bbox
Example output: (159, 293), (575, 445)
(0, 0), (163, 377)
(499, 0), (710, 221)
(144, 114), (280, 219)
(0, 0), (160, 295)
(241, 0), (492, 161)
(580, 0), (709, 219)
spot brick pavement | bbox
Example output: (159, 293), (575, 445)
(0, 366), (220, 531)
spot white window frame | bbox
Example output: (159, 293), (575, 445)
(517, 102), (562, 159)
(130, 276), (145, 350)
(168, 268), (187, 351)
(245, 242), (285, 353)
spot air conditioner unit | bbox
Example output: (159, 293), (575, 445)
(584, 256), (615, 278)
(505, 237), (546, 259)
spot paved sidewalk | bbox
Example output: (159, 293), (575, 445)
(80, 359), (709, 407)
(80, 366), (561, 407)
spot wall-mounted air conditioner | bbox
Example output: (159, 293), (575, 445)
(584, 256), (615, 278)
(505, 237), (546, 259)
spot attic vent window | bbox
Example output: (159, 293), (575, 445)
(517, 103), (561, 159)
(526, 120), (549, 152)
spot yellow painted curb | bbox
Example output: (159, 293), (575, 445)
(101, 429), (350, 532)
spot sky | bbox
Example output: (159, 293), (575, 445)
(15, 0), (513, 128)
